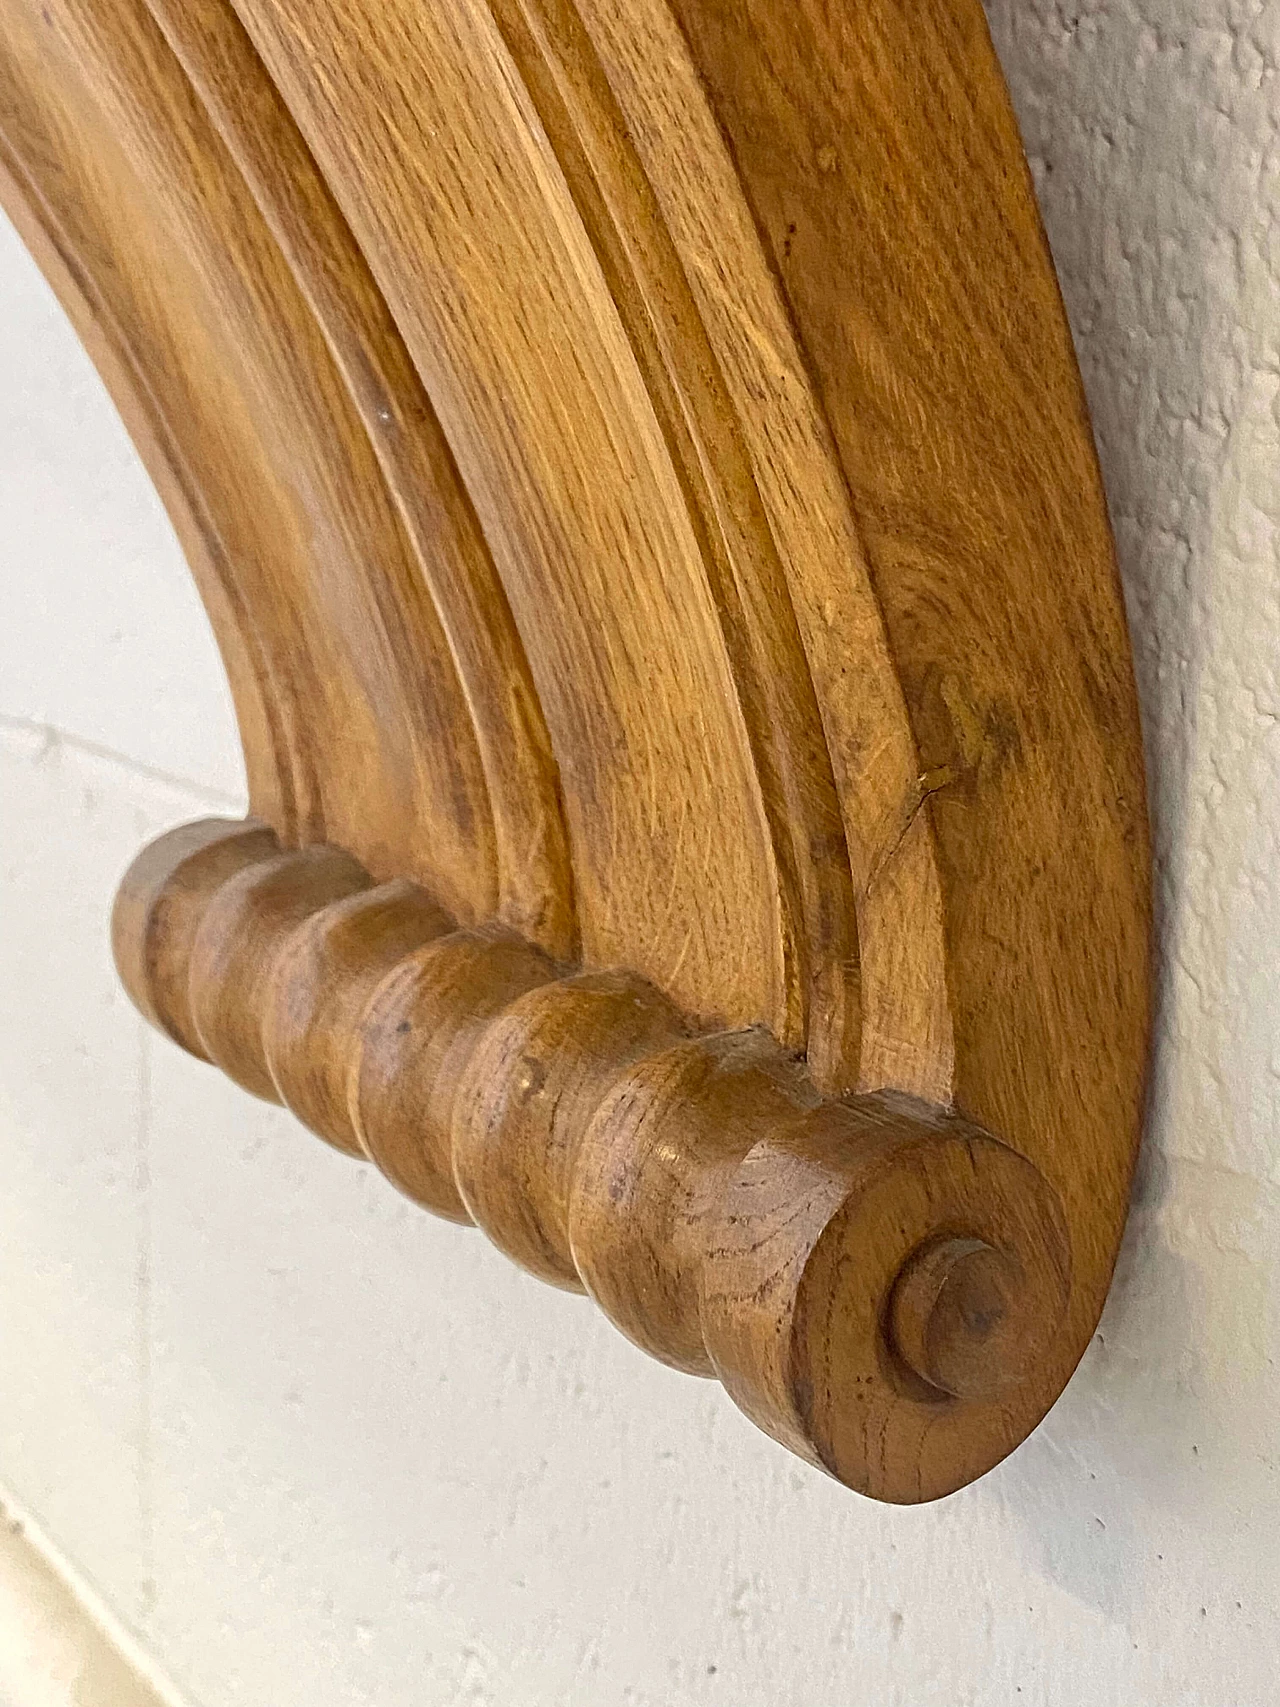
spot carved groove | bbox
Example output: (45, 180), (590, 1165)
(143, 0), (577, 958)
(484, 0), (861, 1087)
(113, 819), (1072, 1503)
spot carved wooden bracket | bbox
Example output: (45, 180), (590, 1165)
(2, 0), (1151, 1502)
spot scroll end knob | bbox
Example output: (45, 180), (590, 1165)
(889, 1236), (1049, 1402)
(700, 1095), (1072, 1502)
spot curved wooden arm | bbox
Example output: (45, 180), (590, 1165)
(3, 0), (1150, 1501)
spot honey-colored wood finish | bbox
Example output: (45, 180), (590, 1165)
(2, 0), (1151, 1502)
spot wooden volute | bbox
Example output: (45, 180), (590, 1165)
(4, 0), (1151, 1502)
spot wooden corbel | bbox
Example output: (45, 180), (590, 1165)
(2, 0), (1151, 1502)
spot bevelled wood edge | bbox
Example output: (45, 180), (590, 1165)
(115, 817), (1073, 1503)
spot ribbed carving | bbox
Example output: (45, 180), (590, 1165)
(113, 819), (1071, 1503)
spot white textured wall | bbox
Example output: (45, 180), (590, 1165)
(2, 7), (1279, 1700)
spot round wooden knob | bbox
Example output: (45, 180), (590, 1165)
(888, 1235), (1044, 1401)
(699, 1096), (1071, 1502)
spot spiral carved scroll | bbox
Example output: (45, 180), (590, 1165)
(115, 818), (1072, 1504)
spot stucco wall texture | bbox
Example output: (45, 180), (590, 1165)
(1, 5), (1277, 1702)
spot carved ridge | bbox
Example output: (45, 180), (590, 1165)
(482, 0), (860, 1087)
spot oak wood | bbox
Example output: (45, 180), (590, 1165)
(5, 0), (1152, 1501)
(187, 845), (371, 1101)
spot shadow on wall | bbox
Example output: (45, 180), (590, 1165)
(979, 0), (1280, 1616)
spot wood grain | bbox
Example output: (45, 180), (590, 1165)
(5, 0), (1152, 1501)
